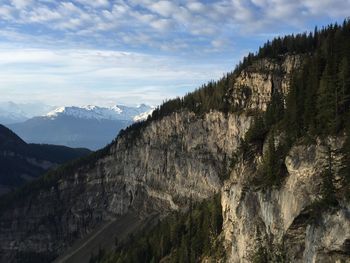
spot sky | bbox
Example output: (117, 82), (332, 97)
(0, 0), (349, 107)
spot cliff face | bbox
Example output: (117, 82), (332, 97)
(221, 55), (350, 262)
(1, 54), (350, 263)
(222, 138), (350, 262)
(228, 55), (301, 111)
(0, 111), (251, 261)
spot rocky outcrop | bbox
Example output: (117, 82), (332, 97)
(222, 138), (350, 262)
(228, 55), (301, 111)
(0, 111), (251, 262)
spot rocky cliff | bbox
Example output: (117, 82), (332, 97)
(222, 137), (350, 262)
(228, 55), (301, 111)
(1, 54), (349, 263)
(0, 111), (251, 262)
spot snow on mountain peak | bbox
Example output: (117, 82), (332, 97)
(45, 104), (154, 121)
(46, 107), (66, 117)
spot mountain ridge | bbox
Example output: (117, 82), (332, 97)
(0, 124), (91, 195)
(44, 104), (154, 122)
(8, 104), (154, 150)
(1, 20), (350, 263)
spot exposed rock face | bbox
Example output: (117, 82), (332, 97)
(0, 111), (251, 261)
(222, 138), (350, 262)
(1, 54), (350, 263)
(228, 55), (301, 111)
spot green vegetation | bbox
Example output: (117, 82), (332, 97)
(340, 122), (350, 200)
(0, 142), (109, 211)
(121, 20), (350, 142)
(0, 124), (90, 162)
(260, 134), (287, 188)
(320, 145), (339, 206)
(284, 22), (350, 137)
(251, 244), (286, 263)
(241, 20), (350, 190)
(245, 20), (350, 140)
(89, 195), (224, 263)
(0, 124), (90, 189)
(6, 20), (348, 205)
(118, 77), (233, 141)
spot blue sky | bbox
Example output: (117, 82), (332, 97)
(0, 0), (349, 106)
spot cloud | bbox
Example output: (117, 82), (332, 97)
(149, 1), (177, 17)
(150, 18), (173, 31)
(0, 0), (349, 106)
(302, 0), (350, 17)
(1, 0), (349, 53)
(75, 0), (109, 8)
(0, 5), (14, 20)
(10, 0), (32, 9)
(0, 46), (231, 106)
(26, 6), (62, 22)
(186, 2), (206, 13)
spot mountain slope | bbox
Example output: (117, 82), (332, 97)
(0, 21), (350, 263)
(0, 124), (91, 194)
(9, 104), (153, 150)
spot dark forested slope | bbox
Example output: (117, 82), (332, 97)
(0, 124), (90, 193)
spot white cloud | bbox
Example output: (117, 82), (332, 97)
(26, 7), (62, 22)
(0, 46), (231, 105)
(75, 0), (109, 8)
(186, 2), (206, 13)
(0, 5), (14, 20)
(10, 0), (31, 9)
(60, 2), (81, 13)
(0, 0), (349, 106)
(302, 0), (350, 17)
(149, 1), (177, 17)
(150, 18), (173, 31)
(1, 0), (348, 53)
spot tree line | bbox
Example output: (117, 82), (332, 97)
(90, 195), (224, 263)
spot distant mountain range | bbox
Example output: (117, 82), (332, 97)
(45, 104), (153, 122)
(0, 124), (90, 195)
(6, 103), (154, 150)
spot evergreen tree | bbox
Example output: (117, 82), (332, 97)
(265, 88), (284, 127)
(339, 121), (350, 200)
(303, 55), (321, 134)
(320, 143), (338, 206)
(338, 57), (350, 123)
(263, 134), (279, 186)
(316, 64), (337, 135)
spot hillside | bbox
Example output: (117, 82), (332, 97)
(0, 20), (350, 263)
(0, 124), (91, 194)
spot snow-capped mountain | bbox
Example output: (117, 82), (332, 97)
(9, 104), (154, 150)
(45, 104), (154, 122)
